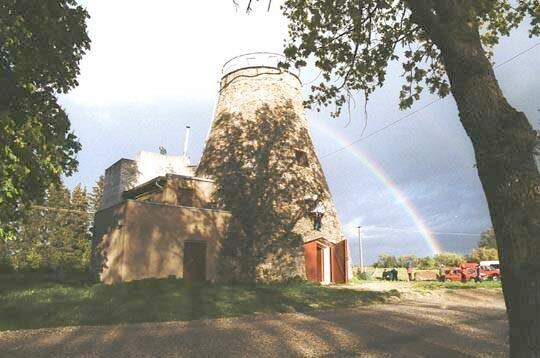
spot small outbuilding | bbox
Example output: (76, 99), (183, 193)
(93, 162), (230, 284)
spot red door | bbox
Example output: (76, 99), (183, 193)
(331, 240), (348, 283)
(304, 241), (319, 282)
(316, 246), (323, 282)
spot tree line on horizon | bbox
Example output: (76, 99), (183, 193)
(0, 177), (103, 276)
(372, 229), (498, 269)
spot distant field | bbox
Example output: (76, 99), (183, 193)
(413, 280), (502, 290)
(0, 274), (399, 331)
(351, 267), (503, 292)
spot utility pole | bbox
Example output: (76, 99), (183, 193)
(357, 226), (364, 273)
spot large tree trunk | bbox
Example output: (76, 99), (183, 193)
(407, 2), (540, 356)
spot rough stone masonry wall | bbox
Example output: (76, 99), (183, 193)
(197, 67), (346, 282)
(101, 159), (139, 210)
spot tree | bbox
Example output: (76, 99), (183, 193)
(416, 256), (436, 269)
(89, 176), (104, 276)
(479, 228), (497, 249)
(471, 246), (499, 262)
(0, 1), (90, 240)
(90, 176), (105, 213)
(51, 184), (92, 274)
(7, 183), (92, 274)
(373, 254), (398, 268)
(267, 1), (540, 354)
(434, 252), (466, 267)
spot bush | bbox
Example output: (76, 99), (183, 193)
(356, 271), (373, 280)
(470, 247), (498, 262)
(434, 252), (466, 267)
(373, 254), (398, 268)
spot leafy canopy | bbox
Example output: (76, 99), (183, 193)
(471, 246), (499, 262)
(478, 228), (497, 249)
(6, 182), (92, 273)
(280, 0), (540, 115)
(0, 0), (90, 238)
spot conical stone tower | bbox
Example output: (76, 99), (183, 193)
(197, 53), (348, 282)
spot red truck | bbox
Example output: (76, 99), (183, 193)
(478, 261), (501, 281)
(440, 262), (500, 282)
(441, 268), (468, 282)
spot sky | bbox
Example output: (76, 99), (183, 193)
(62, 1), (540, 264)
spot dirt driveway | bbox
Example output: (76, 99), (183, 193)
(0, 287), (507, 357)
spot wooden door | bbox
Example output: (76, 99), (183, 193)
(304, 241), (319, 281)
(183, 241), (207, 281)
(331, 239), (347, 283)
(316, 246), (323, 282)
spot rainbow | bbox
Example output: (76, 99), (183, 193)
(310, 120), (443, 255)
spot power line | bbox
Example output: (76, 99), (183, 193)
(31, 205), (95, 215)
(494, 42), (540, 68)
(321, 97), (441, 158)
(364, 225), (481, 237)
(320, 42), (540, 159)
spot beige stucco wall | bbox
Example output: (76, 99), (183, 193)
(93, 202), (128, 283)
(94, 200), (230, 284)
(161, 175), (217, 208)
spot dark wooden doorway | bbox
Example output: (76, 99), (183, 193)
(316, 245), (323, 282)
(183, 241), (207, 281)
(305, 240), (326, 282)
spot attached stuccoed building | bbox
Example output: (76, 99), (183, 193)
(93, 53), (351, 284)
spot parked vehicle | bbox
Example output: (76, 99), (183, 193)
(442, 268), (464, 282)
(461, 267), (477, 281)
(442, 265), (477, 282)
(479, 260), (500, 269)
(478, 260), (500, 280)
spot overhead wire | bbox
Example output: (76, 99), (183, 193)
(319, 42), (540, 159)
(30, 205), (95, 215)
(364, 225), (481, 237)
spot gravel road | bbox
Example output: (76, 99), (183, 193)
(0, 288), (507, 357)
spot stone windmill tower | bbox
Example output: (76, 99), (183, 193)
(197, 53), (349, 283)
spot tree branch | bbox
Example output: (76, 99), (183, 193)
(405, 0), (447, 45)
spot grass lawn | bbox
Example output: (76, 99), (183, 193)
(0, 275), (399, 331)
(413, 280), (502, 290)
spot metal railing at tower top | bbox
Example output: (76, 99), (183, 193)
(221, 52), (301, 77)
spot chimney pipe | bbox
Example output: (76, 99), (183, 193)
(183, 125), (191, 158)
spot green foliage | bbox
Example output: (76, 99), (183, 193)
(89, 175), (104, 213)
(0, 0), (90, 240)
(374, 252), (467, 269)
(372, 254), (398, 268)
(416, 256), (436, 269)
(279, 0), (539, 115)
(478, 228), (497, 249)
(356, 271), (373, 281)
(5, 183), (92, 273)
(433, 252), (467, 267)
(470, 247), (499, 262)
(0, 276), (399, 331)
(414, 280), (502, 290)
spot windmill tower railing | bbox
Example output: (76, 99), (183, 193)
(221, 52), (301, 83)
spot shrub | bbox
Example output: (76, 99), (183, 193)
(356, 271), (373, 281)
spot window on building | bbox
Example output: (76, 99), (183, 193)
(294, 149), (309, 167)
(178, 188), (195, 207)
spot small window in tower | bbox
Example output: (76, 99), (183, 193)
(178, 188), (195, 207)
(294, 149), (309, 167)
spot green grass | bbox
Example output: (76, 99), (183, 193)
(0, 275), (399, 331)
(413, 280), (502, 290)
